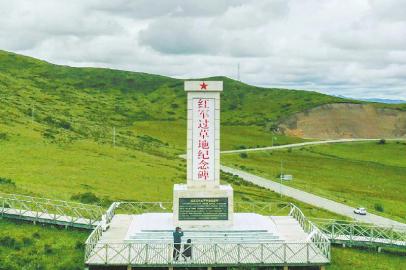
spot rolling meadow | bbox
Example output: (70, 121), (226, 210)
(1, 50), (405, 269)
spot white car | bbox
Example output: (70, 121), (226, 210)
(354, 207), (367, 215)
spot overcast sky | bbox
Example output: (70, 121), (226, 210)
(1, 0), (405, 100)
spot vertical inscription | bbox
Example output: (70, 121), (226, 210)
(192, 98), (215, 182)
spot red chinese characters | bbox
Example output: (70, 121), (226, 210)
(197, 98), (210, 180)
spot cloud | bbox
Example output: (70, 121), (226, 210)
(0, 0), (405, 99)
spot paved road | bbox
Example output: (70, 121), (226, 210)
(221, 165), (406, 229)
(221, 138), (405, 154)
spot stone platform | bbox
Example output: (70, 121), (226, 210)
(86, 212), (329, 268)
(125, 212), (280, 243)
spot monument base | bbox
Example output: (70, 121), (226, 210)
(173, 184), (233, 228)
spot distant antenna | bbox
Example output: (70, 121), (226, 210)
(237, 63), (240, 81)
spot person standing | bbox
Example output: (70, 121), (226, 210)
(173, 227), (183, 261)
(182, 239), (192, 261)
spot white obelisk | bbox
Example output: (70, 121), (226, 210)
(173, 81), (233, 228)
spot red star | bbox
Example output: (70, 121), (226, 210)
(200, 82), (208, 90)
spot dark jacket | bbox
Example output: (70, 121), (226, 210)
(183, 243), (192, 258)
(173, 231), (184, 243)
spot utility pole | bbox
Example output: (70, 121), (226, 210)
(237, 63), (240, 81)
(280, 160), (283, 198)
(31, 104), (35, 124)
(113, 127), (116, 147)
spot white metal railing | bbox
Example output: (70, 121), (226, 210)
(312, 218), (406, 247)
(288, 204), (331, 259)
(0, 192), (104, 228)
(85, 242), (329, 266)
(85, 224), (103, 260)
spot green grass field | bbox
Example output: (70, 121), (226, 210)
(1, 219), (404, 270)
(222, 141), (406, 223)
(329, 246), (406, 270)
(0, 121), (340, 220)
(0, 219), (87, 270)
(1, 50), (405, 269)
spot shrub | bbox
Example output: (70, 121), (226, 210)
(59, 120), (71, 130)
(71, 192), (100, 204)
(32, 232), (41, 239)
(239, 152), (248, 158)
(22, 237), (33, 246)
(374, 203), (384, 212)
(0, 177), (16, 186)
(0, 236), (20, 250)
(137, 135), (164, 144)
(0, 132), (8, 140)
(75, 241), (84, 250)
(44, 244), (53, 254)
(377, 139), (386, 145)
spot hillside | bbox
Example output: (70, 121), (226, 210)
(280, 103), (406, 139)
(1, 50), (405, 147)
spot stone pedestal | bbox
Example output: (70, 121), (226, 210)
(173, 184), (233, 228)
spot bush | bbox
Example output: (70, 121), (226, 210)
(44, 244), (53, 254)
(239, 152), (248, 158)
(75, 241), (84, 250)
(377, 139), (386, 145)
(0, 236), (20, 250)
(0, 177), (16, 186)
(71, 192), (100, 204)
(374, 203), (384, 212)
(22, 237), (33, 246)
(0, 132), (8, 140)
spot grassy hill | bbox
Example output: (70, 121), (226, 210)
(0, 50), (352, 146)
(1, 50), (406, 269)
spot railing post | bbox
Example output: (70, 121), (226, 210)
(350, 224), (354, 244)
(261, 243), (264, 263)
(237, 244), (240, 262)
(306, 242), (309, 263)
(390, 227), (394, 244)
(283, 243), (287, 263)
(145, 244), (149, 264)
(105, 244), (108, 264)
(168, 243), (172, 264)
(128, 243), (131, 264)
(214, 243), (217, 263)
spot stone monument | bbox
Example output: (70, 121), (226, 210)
(173, 81), (233, 228)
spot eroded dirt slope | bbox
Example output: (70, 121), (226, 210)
(279, 103), (406, 139)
